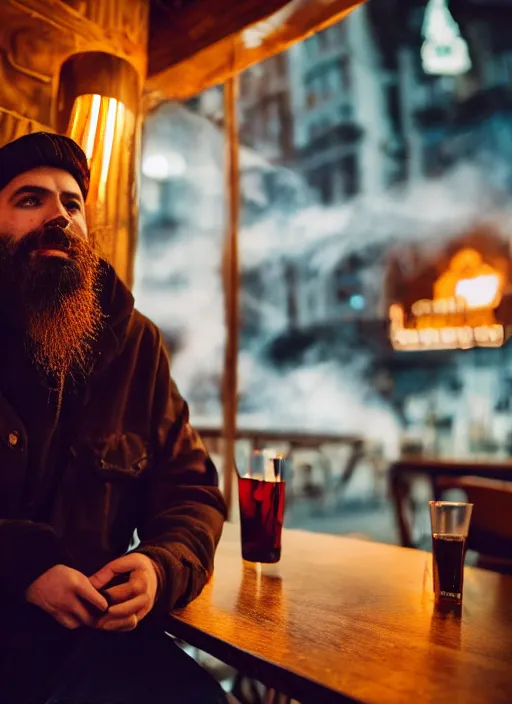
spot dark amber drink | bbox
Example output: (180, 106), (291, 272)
(238, 477), (285, 563)
(429, 501), (472, 606)
(432, 533), (466, 604)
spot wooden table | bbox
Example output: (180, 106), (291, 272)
(166, 523), (512, 704)
(390, 456), (512, 548)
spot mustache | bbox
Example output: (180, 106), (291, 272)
(14, 224), (83, 260)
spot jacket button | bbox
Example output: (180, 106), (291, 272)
(8, 432), (20, 448)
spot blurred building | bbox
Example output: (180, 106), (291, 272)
(286, 5), (399, 204)
(238, 53), (294, 165)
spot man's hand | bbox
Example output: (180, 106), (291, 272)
(25, 564), (109, 630)
(89, 553), (159, 632)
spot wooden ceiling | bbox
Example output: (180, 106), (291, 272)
(148, 0), (294, 78)
(145, 0), (364, 108)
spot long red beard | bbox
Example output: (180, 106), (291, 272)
(25, 261), (104, 383)
(0, 225), (104, 383)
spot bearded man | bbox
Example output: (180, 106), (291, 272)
(0, 132), (227, 704)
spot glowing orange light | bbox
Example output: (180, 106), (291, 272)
(99, 97), (121, 201)
(434, 248), (503, 309)
(389, 248), (508, 351)
(84, 94), (101, 161)
(455, 274), (500, 309)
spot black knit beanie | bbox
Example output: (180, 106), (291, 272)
(0, 132), (90, 201)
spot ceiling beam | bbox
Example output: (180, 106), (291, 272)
(144, 0), (364, 110)
(148, 0), (294, 78)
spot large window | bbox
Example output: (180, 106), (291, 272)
(135, 1), (512, 535)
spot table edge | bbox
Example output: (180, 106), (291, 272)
(165, 615), (363, 704)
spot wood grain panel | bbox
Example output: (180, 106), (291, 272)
(148, 0), (293, 77)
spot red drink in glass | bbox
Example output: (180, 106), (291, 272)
(238, 476), (285, 563)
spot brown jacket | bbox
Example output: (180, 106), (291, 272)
(0, 261), (226, 650)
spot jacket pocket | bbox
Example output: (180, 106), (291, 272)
(71, 432), (152, 480)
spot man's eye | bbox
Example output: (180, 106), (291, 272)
(65, 200), (81, 213)
(17, 196), (40, 208)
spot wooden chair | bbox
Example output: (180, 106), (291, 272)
(435, 476), (512, 574)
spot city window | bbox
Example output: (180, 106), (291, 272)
(306, 74), (325, 108)
(275, 51), (287, 77)
(318, 28), (330, 52)
(267, 100), (281, 141)
(304, 33), (319, 57)
(336, 18), (348, 44)
(340, 55), (351, 91)
(387, 83), (402, 133)
(329, 64), (340, 94)
(310, 166), (333, 204)
(320, 72), (332, 100)
(341, 153), (359, 197)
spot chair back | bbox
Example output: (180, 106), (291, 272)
(436, 476), (512, 573)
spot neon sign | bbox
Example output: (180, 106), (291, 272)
(389, 248), (509, 351)
(390, 303), (505, 351)
(421, 0), (472, 76)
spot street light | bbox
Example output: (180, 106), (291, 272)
(142, 152), (187, 180)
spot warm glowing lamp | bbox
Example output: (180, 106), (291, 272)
(66, 93), (130, 204)
(57, 53), (140, 286)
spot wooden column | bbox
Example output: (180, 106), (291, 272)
(222, 75), (240, 518)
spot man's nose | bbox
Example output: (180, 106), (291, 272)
(44, 215), (70, 230)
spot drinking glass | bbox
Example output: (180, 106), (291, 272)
(429, 501), (473, 605)
(237, 450), (286, 563)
